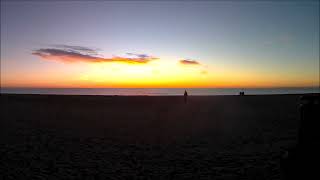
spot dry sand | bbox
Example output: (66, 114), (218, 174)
(0, 94), (302, 179)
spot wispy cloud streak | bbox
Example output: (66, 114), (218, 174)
(180, 59), (200, 65)
(32, 45), (158, 64)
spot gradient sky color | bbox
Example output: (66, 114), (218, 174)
(1, 1), (319, 88)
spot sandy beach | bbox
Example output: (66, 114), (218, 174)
(0, 94), (303, 179)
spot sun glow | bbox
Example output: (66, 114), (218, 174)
(75, 58), (210, 88)
(2, 55), (317, 88)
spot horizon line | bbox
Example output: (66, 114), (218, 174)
(1, 86), (319, 89)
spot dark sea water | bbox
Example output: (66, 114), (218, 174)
(1, 87), (319, 96)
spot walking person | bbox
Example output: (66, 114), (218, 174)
(184, 90), (188, 104)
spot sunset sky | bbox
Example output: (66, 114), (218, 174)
(1, 1), (319, 88)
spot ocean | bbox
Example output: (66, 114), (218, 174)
(1, 87), (319, 96)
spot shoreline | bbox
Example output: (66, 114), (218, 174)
(1, 93), (317, 97)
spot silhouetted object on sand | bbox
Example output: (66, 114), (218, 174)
(281, 94), (320, 179)
(184, 90), (188, 104)
(239, 91), (245, 96)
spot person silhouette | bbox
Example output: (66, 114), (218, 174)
(184, 90), (188, 104)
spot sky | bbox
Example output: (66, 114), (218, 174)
(1, 1), (319, 88)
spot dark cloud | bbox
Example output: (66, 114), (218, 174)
(127, 53), (151, 58)
(32, 46), (158, 64)
(180, 59), (200, 65)
(52, 45), (100, 56)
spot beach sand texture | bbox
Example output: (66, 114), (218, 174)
(1, 94), (301, 179)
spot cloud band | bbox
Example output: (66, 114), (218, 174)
(32, 45), (158, 64)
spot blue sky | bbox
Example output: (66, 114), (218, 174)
(1, 1), (319, 87)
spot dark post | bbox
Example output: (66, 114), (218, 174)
(298, 94), (319, 149)
(281, 94), (320, 179)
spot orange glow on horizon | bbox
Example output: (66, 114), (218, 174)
(1, 57), (318, 89)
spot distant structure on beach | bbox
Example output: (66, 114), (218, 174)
(184, 90), (188, 104)
(281, 94), (320, 179)
(239, 91), (245, 96)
